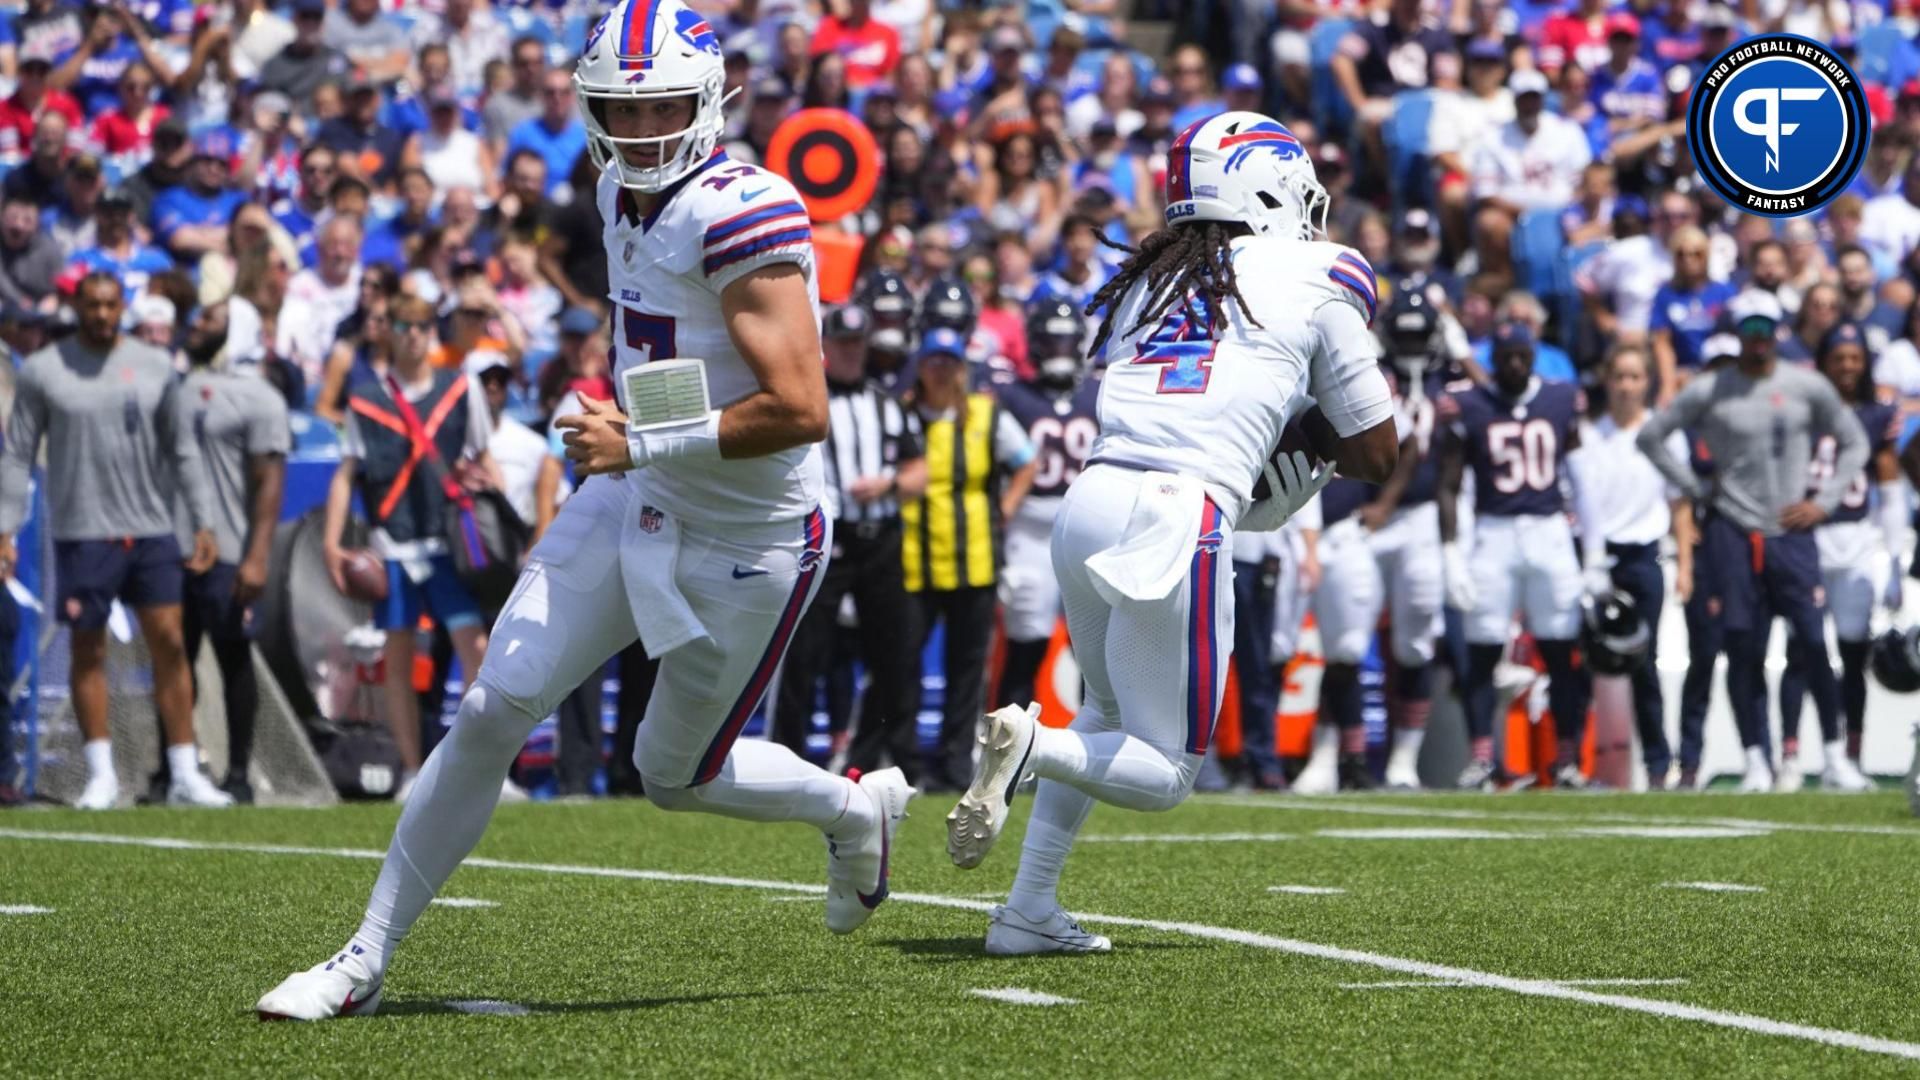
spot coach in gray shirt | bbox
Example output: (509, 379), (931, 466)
(155, 302), (291, 804)
(0, 271), (231, 809)
(1638, 290), (1867, 783)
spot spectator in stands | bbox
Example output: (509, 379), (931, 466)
(408, 85), (497, 202)
(416, 0), (509, 97)
(900, 328), (1036, 791)
(90, 63), (168, 167)
(273, 143), (334, 252)
(536, 307), (610, 423)
(1471, 291), (1575, 383)
(435, 277), (524, 374)
(236, 92), (303, 207)
(158, 299), (290, 804)
(812, 0), (902, 91)
(258, 0), (348, 107)
(0, 55), (80, 164)
(317, 262), (400, 425)
(1431, 40), (1513, 250)
(539, 156), (608, 317)
(131, 294), (176, 350)
(1167, 44), (1223, 131)
(1470, 68), (1592, 285)
(1333, 0), (1453, 192)
(122, 116), (191, 226)
(505, 68), (585, 201)
(52, 2), (174, 120)
(153, 135), (247, 261)
(1067, 52), (1142, 142)
(484, 37), (547, 152)
(1578, 190), (1686, 348)
(320, 73), (405, 188)
(1835, 243), (1906, 351)
(1648, 225), (1733, 399)
(1862, 155), (1920, 272)
(0, 271), (230, 809)
(173, 10), (241, 136)
(71, 188), (174, 303)
(2, 109), (69, 208)
(1037, 213), (1114, 311)
(0, 194), (62, 311)
(363, 167), (436, 272)
(324, 0), (410, 85)
(279, 215), (364, 385)
(328, 293), (502, 801)
(802, 48), (852, 111)
(1386, 207), (1463, 309)
(467, 350), (562, 541)
(496, 236), (562, 372)
(1778, 283), (1845, 367)
(224, 244), (293, 372)
(383, 44), (471, 141)
(1740, 237), (1803, 322)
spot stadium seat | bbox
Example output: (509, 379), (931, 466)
(1382, 87), (1438, 215)
(1307, 18), (1355, 137)
(503, 6), (558, 47)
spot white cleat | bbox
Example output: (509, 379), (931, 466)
(74, 772), (120, 810)
(256, 945), (383, 1021)
(167, 771), (235, 808)
(825, 766), (915, 935)
(1820, 756), (1873, 793)
(1383, 766), (1422, 792)
(947, 703), (1038, 870)
(1291, 763), (1338, 795)
(1773, 758), (1803, 793)
(1738, 761), (1775, 794)
(499, 778), (530, 803)
(984, 905), (1112, 957)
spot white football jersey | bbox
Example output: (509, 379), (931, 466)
(597, 152), (825, 525)
(1090, 235), (1389, 522)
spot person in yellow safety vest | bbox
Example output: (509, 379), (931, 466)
(901, 327), (1038, 790)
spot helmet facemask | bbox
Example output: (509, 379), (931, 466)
(576, 71), (735, 192)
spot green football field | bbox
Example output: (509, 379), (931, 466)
(6, 790), (1920, 1077)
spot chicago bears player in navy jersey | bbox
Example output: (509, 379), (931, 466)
(1438, 321), (1607, 790)
(1775, 323), (1899, 790)
(995, 299), (1102, 712)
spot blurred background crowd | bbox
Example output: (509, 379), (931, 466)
(6, 0), (1920, 807)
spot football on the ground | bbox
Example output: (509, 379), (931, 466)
(338, 549), (388, 604)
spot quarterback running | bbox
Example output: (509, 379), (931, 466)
(944, 112), (1398, 955)
(258, 0), (912, 1021)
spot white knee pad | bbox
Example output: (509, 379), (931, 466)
(1139, 751), (1203, 812)
(641, 780), (703, 812)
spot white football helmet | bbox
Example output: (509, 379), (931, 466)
(1163, 111), (1328, 241)
(575, 0), (736, 192)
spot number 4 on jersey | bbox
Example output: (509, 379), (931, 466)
(1131, 304), (1217, 394)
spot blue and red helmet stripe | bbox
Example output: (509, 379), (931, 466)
(618, 0), (662, 69)
(1167, 117), (1208, 204)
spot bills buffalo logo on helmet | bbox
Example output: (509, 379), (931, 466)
(674, 8), (720, 55)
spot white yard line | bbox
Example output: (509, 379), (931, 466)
(1213, 796), (1920, 837)
(3, 827), (1916, 1062)
(430, 898), (500, 909)
(1079, 826), (1769, 844)
(1080, 832), (1297, 843)
(1661, 882), (1767, 893)
(444, 1000), (530, 1016)
(0, 904), (53, 915)
(1341, 978), (1689, 990)
(969, 988), (1079, 1006)
(1268, 885), (1346, 895)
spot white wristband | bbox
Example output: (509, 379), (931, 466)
(627, 411), (722, 470)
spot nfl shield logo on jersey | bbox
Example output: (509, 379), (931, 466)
(640, 505), (664, 533)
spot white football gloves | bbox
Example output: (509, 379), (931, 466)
(1240, 450), (1335, 534)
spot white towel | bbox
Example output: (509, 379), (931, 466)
(1085, 471), (1205, 605)
(618, 496), (709, 657)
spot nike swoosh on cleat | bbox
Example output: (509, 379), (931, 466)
(740, 186), (770, 202)
(731, 566), (770, 579)
(341, 981), (381, 1015)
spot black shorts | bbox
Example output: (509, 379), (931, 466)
(53, 536), (185, 631)
(1699, 515), (1824, 634)
(185, 562), (252, 642)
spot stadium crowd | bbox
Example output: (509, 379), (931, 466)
(2, 0), (1920, 808)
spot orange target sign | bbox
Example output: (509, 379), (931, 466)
(765, 108), (881, 222)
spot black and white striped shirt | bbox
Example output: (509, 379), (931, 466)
(824, 378), (922, 525)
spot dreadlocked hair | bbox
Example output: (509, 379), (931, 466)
(1085, 220), (1260, 359)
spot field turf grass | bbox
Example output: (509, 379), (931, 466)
(6, 790), (1920, 1077)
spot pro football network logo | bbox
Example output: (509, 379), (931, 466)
(1687, 33), (1868, 217)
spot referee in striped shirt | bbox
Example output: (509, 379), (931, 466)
(772, 305), (928, 781)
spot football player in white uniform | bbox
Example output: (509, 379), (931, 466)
(943, 112), (1397, 954)
(257, 0), (913, 1021)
